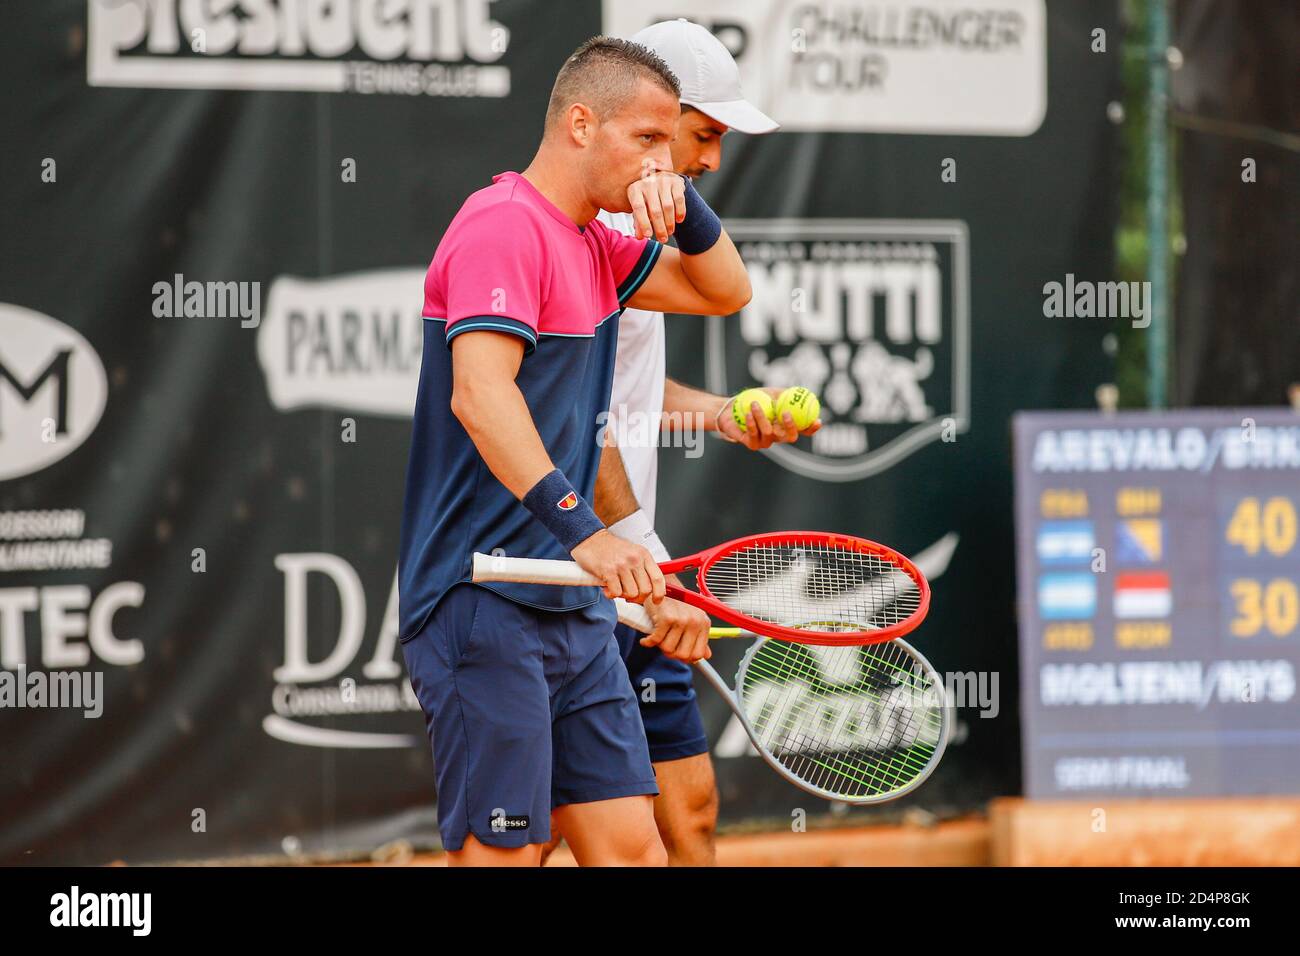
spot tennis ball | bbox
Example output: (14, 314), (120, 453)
(731, 388), (775, 432)
(775, 386), (821, 430)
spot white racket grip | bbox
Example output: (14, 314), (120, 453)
(470, 554), (658, 633)
(471, 552), (601, 587)
(612, 598), (655, 634)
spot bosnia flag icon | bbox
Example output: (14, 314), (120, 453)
(1116, 519), (1163, 564)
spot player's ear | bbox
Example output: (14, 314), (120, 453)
(567, 103), (594, 146)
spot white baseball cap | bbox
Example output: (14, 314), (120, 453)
(631, 18), (779, 135)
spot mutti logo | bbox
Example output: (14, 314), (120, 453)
(0, 305), (108, 482)
(87, 0), (513, 97)
(705, 220), (970, 482)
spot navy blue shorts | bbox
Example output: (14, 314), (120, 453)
(614, 623), (710, 763)
(401, 583), (658, 851)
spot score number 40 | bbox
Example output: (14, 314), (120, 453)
(1226, 496), (1296, 556)
(1226, 496), (1298, 638)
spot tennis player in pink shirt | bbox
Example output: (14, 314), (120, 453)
(399, 36), (750, 866)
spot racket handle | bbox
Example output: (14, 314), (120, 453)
(471, 557), (749, 637)
(612, 598), (655, 633)
(471, 551), (600, 586)
(611, 599), (747, 639)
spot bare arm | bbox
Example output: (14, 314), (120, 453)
(662, 377), (821, 449)
(593, 442), (641, 526)
(449, 330), (664, 603)
(591, 437), (713, 663)
(662, 377), (729, 432)
(449, 331), (554, 495)
(625, 240), (750, 316)
(622, 171), (750, 317)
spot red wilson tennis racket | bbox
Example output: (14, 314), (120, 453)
(471, 530), (930, 646)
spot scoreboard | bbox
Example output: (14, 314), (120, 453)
(1013, 409), (1300, 798)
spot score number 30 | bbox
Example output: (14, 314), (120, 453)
(1226, 497), (1298, 638)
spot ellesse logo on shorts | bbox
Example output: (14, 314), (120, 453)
(491, 814), (530, 831)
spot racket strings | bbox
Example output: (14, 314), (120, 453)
(738, 638), (944, 800)
(701, 540), (923, 635)
(744, 653), (935, 796)
(745, 660), (931, 793)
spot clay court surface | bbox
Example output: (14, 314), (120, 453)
(333, 799), (1300, 867)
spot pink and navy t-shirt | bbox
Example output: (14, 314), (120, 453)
(398, 171), (662, 639)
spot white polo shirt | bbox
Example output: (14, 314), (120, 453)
(598, 208), (666, 524)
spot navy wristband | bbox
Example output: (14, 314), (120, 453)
(522, 469), (605, 553)
(674, 176), (722, 255)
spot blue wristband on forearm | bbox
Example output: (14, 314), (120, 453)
(522, 469), (605, 552)
(674, 176), (722, 255)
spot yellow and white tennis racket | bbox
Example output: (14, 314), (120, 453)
(612, 597), (951, 805)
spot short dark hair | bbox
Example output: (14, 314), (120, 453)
(545, 36), (680, 130)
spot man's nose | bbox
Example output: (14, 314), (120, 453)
(699, 142), (721, 173)
(652, 142), (674, 172)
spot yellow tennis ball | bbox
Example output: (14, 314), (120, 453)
(731, 388), (775, 432)
(775, 386), (821, 430)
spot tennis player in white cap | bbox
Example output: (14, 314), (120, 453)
(544, 18), (819, 867)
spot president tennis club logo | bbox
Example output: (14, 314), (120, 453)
(0, 304), (108, 482)
(706, 220), (970, 482)
(87, 0), (513, 97)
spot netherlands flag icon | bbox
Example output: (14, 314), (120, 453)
(557, 492), (578, 511)
(1113, 571), (1172, 619)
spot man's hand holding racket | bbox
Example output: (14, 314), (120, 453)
(476, 530), (930, 647)
(472, 531), (948, 805)
(640, 580), (712, 663)
(570, 529), (666, 605)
